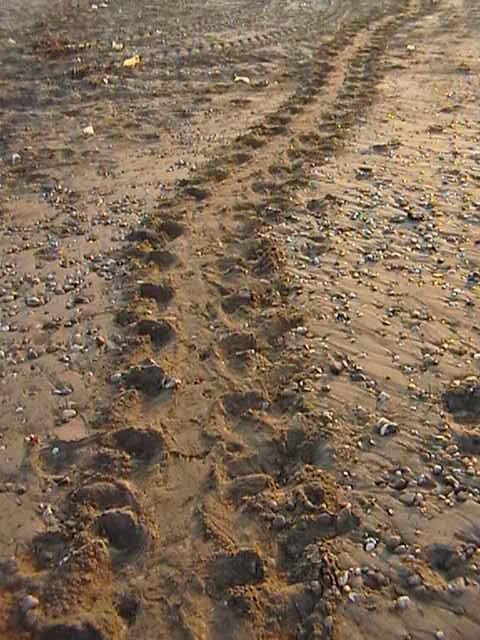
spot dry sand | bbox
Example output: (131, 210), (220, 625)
(1, 0), (480, 638)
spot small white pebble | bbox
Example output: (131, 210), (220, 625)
(338, 570), (350, 587)
(61, 409), (77, 422)
(396, 595), (410, 610)
(364, 537), (377, 552)
(19, 594), (39, 613)
(110, 372), (123, 384)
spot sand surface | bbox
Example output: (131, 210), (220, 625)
(1, 0), (480, 638)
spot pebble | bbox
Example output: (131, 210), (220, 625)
(61, 409), (77, 422)
(40, 503), (56, 526)
(27, 347), (39, 360)
(376, 417), (398, 436)
(364, 537), (377, 552)
(338, 570), (350, 587)
(330, 359), (344, 375)
(392, 476), (408, 490)
(19, 595), (39, 613)
(53, 384), (73, 396)
(25, 296), (42, 307)
(377, 391), (390, 404)
(448, 576), (466, 595)
(434, 632), (445, 640)
(233, 74), (250, 85)
(396, 595), (411, 610)
(395, 544), (409, 555)
(407, 574), (422, 588)
(417, 473), (433, 487)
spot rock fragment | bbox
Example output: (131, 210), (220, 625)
(19, 594), (39, 614)
(376, 417), (398, 436)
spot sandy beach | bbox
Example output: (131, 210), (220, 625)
(1, 0), (480, 638)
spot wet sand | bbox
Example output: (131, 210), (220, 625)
(1, 0), (480, 638)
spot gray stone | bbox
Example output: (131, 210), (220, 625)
(19, 594), (39, 614)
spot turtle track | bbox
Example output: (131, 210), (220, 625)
(108, 1), (441, 639)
